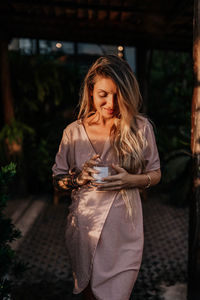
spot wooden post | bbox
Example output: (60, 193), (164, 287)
(0, 40), (15, 124)
(188, 0), (200, 299)
(36, 39), (40, 55)
(136, 47), (152, 113)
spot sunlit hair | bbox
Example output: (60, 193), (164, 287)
(78, 55), (146, 221)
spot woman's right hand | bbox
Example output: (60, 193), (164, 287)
(76, 154), (100, 186)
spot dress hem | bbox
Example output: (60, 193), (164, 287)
(72, 192), (118, 295)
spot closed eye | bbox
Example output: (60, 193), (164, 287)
(99, 93), (107, 97)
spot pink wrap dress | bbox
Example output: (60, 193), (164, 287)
(52, 116), (160, 300)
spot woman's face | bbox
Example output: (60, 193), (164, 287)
(91, 76), (119, 120)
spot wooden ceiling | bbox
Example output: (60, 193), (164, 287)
(0, 0), (194, 51)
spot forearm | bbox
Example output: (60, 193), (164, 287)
(127, 169), (161, 189)
(53, 173), (79, 191)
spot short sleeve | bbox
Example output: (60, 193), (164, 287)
(52, 129), (70, 176)
(143, 121), (160, 172)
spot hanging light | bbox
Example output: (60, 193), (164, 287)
(56, 42), (63, 49)
(117, 45), (124, 58)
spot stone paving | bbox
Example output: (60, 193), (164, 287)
(8, 191), (188, 300)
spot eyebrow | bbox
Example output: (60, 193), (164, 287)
(97, 89), (116, 93)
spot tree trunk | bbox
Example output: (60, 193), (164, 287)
(0, 40), (15, 124)
(188, 0), (200, 299)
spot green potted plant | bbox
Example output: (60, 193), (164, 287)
(0, 119), (34, 158)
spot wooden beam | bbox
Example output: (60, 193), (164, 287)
(0, 10), (167, 25)
(0, 7), (192, 32)
(0, 40), (15, 124)
(9, 1), (164, 14)
(0, 11), (192, 51)
(165, 0), (193, 34)
(188, 0), (200, 299)
(168, 0), (193, 20)
(0, 23), (192, 51)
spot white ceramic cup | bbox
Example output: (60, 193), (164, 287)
(93, 166), (110, 183)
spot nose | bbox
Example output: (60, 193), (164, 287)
(107, 94), (115, 108)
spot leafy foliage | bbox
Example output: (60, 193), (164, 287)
(0, 52), (83, 193)
(0, 119), (34, 145)
(148, 50), (193, 206)
(0, 163), (26, 300)
(149, 50), (192, 157)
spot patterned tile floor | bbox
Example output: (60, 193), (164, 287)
(9, 190), (188, 300)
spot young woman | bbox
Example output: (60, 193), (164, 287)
(52, 55), (161, 300)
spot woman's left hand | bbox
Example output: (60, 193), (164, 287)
(97, 164), (134, 191)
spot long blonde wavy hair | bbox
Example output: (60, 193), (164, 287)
(78, 55), (146, 221)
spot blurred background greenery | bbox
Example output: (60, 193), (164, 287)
(148, 50), (193, 206)
(0, 48), (193, 206)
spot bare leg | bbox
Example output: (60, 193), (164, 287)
(82, 281), (97, 300)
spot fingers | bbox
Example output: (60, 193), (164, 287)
(97, 173), (126, 190)
(92, 154), (100, 159)
(81, 164), (99, 182)
(96, 180), (124, 191)
(58, 180), (68, 190)
(83, 166), (99, 173)
(86, 167), (99, 174)
(99, 180), (122, 188)
(83, 174), (95, 181)
(80, 170), (95, 182)
(81, 155), (100, 182)
(111, 164), (126, 173)
(88, 155), (101, 166)
(84, 155), (100, 168)
(82, 166), (99, 182)
(102, 174), (121, 182)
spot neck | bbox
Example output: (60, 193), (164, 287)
(85, 112), (116, 128)
(94, 112), (115, 127)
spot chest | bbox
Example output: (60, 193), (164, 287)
(84, 124), (110, 155)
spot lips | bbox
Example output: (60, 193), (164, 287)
(104, 108), (114, 114)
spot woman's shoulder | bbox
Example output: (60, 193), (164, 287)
(135, 115), (158, 139)
(63, 119), (82, 136)
(135, 114), (151, 129)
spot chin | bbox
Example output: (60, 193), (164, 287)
(103, 114), (115, 119)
